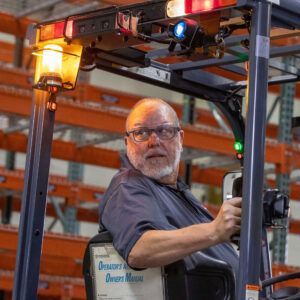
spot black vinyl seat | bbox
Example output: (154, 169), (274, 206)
(165, 251), (235, 300)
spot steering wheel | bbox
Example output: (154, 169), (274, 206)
(261, 272), (300, 300)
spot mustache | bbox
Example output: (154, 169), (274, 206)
(144, 151), (167, 159)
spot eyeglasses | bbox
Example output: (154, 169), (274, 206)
(126, 125), (181, 142)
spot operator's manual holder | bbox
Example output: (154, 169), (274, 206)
(90, 243), (165, 300)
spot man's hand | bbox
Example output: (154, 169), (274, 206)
(212, 197), (242, 243)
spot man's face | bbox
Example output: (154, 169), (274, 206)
(125, 102), (184, 183)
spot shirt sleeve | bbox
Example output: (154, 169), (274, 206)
(101, 180), (176, 264)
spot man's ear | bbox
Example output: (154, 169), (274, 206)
(180, 130), (184, 152)
(124, 136), (128, 146)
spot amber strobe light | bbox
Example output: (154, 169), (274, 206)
(41, 44), (63, 87)
(167, 0), (237, 17)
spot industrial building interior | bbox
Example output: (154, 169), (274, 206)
(0, 0), (300, 299)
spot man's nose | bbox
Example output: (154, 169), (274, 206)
(148, 131), (160, 145)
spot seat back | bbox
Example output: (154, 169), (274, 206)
(83, 231), (113, 300)
(165, 251), (235, 300)
(83, 231), (165, 300)
(83, 232), (235, 300)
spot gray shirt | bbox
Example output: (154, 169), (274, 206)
(99, 155), (239, 275)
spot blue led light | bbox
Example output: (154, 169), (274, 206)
(174, 21), (186, 39)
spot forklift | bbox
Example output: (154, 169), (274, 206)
(13, 0), (300, 299)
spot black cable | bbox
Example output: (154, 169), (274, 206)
(138, 33), (171, 44)
(262, 272), (300, 288)
(224, 86), (244, 103)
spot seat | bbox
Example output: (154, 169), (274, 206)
(165, 251), (235, 300)
(83, 231), (114, 300)
(83, 231), (236, 300)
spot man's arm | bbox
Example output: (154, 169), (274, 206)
(128, 197), (242, 268)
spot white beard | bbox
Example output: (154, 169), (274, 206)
(128, 146), (181, 181)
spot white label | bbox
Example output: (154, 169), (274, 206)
(91, 244), (165, 300)
(245, 289), (259, 300)
(255, 35), (270, 59)
(268, 0), (280, 5)
(128, 66), (171, 83)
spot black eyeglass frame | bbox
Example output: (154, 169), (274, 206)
(126, 126), (181, 142)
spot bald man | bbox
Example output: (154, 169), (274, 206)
(99, 98), (241, 275)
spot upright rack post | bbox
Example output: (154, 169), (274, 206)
(272, 56), (296, 264)
(236, 1), (272, 299)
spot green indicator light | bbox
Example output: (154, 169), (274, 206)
(234, 141), (243, 152)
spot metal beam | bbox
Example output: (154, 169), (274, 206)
(15, 0), (66, 19)
(196, 155), (237, 169)
(44, 1), (100, 21)
(168, 43), (300, 72)
(181, 148), (213, 161)
(0, 125), (299, 170)
(12, 89), (56, 300)
(0, 196), (99, 223)
(3, 122), (29, 134)
(0, 12), (35, 37)
(219, 64), (248, 77)
(237, 2), (272, 299)
(182, 69), (235, 90)
(0, 57), (300, 102)
(207, 102), (231, 132)
(76, 132), (122, 148)
(267, 96), (280, 122)
(226, 74), (299, 89)
(53, 123), (71, 132)
(0, 167), (105, 202)
(0, 162), (299, 201)
(269, 59), (300, 76)
(272, 0), (300, 30)
(0, 250), (83, 278)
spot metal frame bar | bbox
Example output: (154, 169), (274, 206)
(12, 90), (55, 300)
(15, 0), (66, 18)
(237, 1), (272, 298)
(96, 64), (245, 143)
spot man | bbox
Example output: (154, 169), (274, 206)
(99, 98), (241, 275)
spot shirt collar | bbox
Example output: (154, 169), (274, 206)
(120, 154), (189, 191)
(120, 153), (135, 169)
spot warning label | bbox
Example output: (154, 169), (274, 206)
(245, 284), (259, 300)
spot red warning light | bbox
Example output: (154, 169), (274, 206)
(54, 22), (64, 38)
(40, 20), (73, 41)
(65, 20), (73, 38)
(185, 0), (236, 14)
(50, 86), (58, 94)
(236, 153), (244, 160)
(47, 101), (57, 111)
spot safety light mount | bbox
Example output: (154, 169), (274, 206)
(32, 41), (82, 92)
(27, 23), (83, 93)
(167, 18), (205, 54)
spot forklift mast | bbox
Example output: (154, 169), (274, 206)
(13, 0), (300, 299)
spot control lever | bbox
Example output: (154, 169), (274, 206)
(231, 176), (243, 246)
